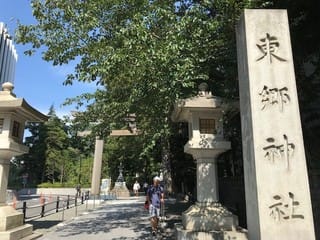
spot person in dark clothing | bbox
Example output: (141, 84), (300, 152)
(143, 182), (148, 195)
(76, 185), (81, 197)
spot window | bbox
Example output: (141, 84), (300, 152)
(12, 121), (20, 138)
(0, 119), (3, 134)
(199, 119), (216, 134)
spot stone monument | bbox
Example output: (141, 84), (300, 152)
(0, 83), (47, 240)
(236, 9), (315, 240)
(172, 83), (247, 240)
(100, 178), (111, 195)
(111, 163), (130, 197)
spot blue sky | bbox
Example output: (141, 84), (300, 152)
(0, 0), (96, 117)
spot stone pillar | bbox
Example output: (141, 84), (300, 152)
(236, 9), (315, 240)
(91, 138), (104, 195)
(0, 160), (10, 204)
(180, 148), (239, 236)
(197, 158), (218, 203)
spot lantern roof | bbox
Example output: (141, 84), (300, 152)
(171, 83), (226, 122)
(0, 82), (48, 122)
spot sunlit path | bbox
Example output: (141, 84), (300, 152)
(38, 197), (175, 240)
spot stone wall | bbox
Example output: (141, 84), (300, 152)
(17, 188), (90, 197)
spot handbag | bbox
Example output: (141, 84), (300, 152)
(144, 200), (149, 210)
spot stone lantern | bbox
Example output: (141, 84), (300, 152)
(0, 82), (47, 240)
(172, 83), (247, 239)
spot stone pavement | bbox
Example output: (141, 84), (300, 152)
(30, 196), (191, 240)
(26, 197), (99, 236)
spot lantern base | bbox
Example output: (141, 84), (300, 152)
(182, 202), (237, 231)
(176, 223), (248, 240)
(0, 205), (41, 240)
(111, 182), (130, 198)
(176, 202), (248, 240)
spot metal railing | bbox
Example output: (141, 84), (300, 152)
(16, 192), (90, 222)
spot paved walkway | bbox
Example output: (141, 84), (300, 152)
(27, 198), (98, 236)
(32, 196), (189, 240)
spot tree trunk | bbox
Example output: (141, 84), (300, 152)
(52, 163), (55, 184)
(60, 165), (64, 184)
(161, 138), (172, 193)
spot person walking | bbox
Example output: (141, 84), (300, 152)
(75, 184), (81, 197)
(133, 180), (140, 196)
(146, 176), (164, 236)
(143, 182), (148, 195)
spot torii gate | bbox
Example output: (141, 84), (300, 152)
(77, 115), (138, 196)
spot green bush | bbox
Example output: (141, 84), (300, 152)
(37, 182), (75, 188)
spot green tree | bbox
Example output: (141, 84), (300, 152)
(11, 119), (48, 188)
(16, 0), (261, 131)
(18, 0), (320, 190)
(15, 0), (265, 191)
(44, 105), (69, 183)
(20, 121), (47, 185)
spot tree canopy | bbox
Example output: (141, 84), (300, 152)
(14, 0), (320, 190)
(16, 1), (259, 164)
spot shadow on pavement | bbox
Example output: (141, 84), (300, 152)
(38, 198), (193, 239)
(53, 202), (154, 239)
(31, 220), (62, 230)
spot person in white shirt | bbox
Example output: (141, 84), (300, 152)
(133, 180), (140, 196)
